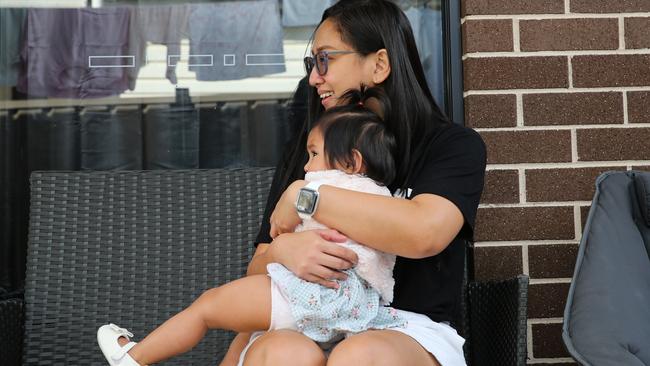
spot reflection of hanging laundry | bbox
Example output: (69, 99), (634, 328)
(282, 0), (334, 27)
(188, 0), (285, 81)
(17, 8), (133, 99)
(405, 6), (445, 107)
(0, 8), (27, 86)
(128, 5), (190, 87)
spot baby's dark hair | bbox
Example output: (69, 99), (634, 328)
(313, 87), (397, 186)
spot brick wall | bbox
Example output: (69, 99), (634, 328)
(461, 0), (650, 364)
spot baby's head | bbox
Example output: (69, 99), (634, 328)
(304, 87), (397, 187)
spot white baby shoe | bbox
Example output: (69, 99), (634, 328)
(97, 323), (140, 365)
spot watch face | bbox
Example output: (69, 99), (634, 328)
(296, 189), (317, 214)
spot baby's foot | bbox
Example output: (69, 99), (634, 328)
(98, 324), (140, 365)
(118, 336), (130, 348)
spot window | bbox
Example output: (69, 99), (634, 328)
(0, 0), (462, 290)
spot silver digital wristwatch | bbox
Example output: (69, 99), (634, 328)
(295, 181), (323, 220)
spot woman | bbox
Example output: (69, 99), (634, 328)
(223, 1), (486, 365)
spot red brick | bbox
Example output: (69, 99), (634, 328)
(625, 17), (650, 49)
(577, 128), (650, 161)
(573, 55), (650, 88)
(482, 170), (519, 204)
(528, 283), (570, 318)
(581, 205), (591, 230)
(523, 92), (623, 126)
(481, 130), (572, 164)
(463, 19), (513, 53)
(465, 94), (517, 128)
(475, 207), (575, 241)
(464, 57), (568, 90)
(571, 0), (650, 13)
(463, 0), (564, 15)
(475, 246), (523, 281)
(526, 167), (626, 202)
(529, 244), (579, 279)
(532, 323), (570, 358)
(520, 19), (618, 51)
(628, 91), (650, 123)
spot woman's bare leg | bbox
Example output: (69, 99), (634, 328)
(127, 275), (272, 365)
(242, 330), (326, 366)
(327, 330), (440, 366)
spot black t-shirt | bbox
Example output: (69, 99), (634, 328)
(254, 121), (486, 325)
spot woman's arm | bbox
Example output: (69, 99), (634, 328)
(271, 181), (464, 259)
(247, 230), (357, 288)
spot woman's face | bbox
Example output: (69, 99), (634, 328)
(308, 19), (376, 110)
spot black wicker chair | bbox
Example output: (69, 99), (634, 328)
(0, 169), (527, 365)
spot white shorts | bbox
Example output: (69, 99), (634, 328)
(237, 280), (467, 366)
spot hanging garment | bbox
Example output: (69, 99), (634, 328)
(404, 6), (445, 107)
(281, 0), (334, 27)
(198, 102), (245, 169)
(0, 8), (27, 87)
(17, 8), (133, 98)
(26, 109), (81, 172)
(80, 106), (143, 170)
(128, 4), (190, 87)
(188, 0), (285, 81)
(143, 104), (199, 170)
(0, 111), (28, 291)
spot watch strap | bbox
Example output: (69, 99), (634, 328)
(296, 181), (324, 219)
(304, 181), (324, 192)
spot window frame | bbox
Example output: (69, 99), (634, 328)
(442, 0), (464, 126)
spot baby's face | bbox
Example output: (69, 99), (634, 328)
(304, 128), (329, 173)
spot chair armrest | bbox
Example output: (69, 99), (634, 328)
(466, 275), (529, 366)
(0, 296), (24, 366)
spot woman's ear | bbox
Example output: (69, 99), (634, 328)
(372, 49), (391, 85)
(350, 149), (364, 174)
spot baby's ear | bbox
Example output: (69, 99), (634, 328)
(350, 149), (364, 174)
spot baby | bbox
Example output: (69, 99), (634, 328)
(98, 88), (406, 366)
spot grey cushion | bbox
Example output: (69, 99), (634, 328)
(635, 173), (650, 227)
(563, 171), (650, 366)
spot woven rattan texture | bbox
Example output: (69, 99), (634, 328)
(467, 275), (529, 366)
(24, 169), (274, 365)
(0, 297), (24, 366)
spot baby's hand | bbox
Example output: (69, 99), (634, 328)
(269, 180), (306, 238)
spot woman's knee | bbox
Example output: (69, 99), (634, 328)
(327, 334), (378, 365)
(327, 331), (439, 366)
(243, 330), (326, 366)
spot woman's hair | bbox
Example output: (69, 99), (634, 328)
(314, 88), (397, 187)
(276, 0), (448, 199)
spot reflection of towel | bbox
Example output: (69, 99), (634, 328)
(405, 7), (444, 107)
(188, 0), (285, 81)
(281, 0), (334, 27)
(128, 5), (190, 87)
(17, 8), (132, 98)
(0, 8), (27, 86)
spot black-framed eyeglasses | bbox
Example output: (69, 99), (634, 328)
(304, 50), (358, 76)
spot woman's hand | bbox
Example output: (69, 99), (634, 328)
(270, 229), (358, 289)
(269, 180), (306, 238)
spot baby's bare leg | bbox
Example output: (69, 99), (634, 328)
(128, 275), (272, 365)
